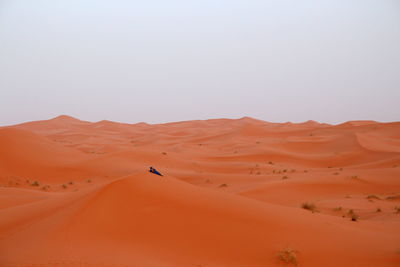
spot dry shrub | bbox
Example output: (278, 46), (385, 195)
(394, 206), (400, 214)
(366, 195), (380, 200)
(386, 195), (400, 201)
(348, 209), (359, 221)
(277, 247), (298, 266)
(301, 202), (317, 213)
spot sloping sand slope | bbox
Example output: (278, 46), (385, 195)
(1, 116), (399, 266)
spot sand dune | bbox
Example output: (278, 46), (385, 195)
(1, 116), (399, 266)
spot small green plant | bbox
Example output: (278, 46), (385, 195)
(301, 202), (317, 213)
(277, 247), (298, 266)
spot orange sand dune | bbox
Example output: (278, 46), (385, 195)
(1, 116), (400, 266)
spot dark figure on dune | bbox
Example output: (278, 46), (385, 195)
(149, 166), (163, 176)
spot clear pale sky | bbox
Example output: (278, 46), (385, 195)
(1, 0), (399, 126)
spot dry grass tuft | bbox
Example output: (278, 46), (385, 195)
(301, 202), (317, 213)
(277, 247), (298, 266)
(348, 209), (359, 221)
(386, 195), (400, 201)
(366, 195), (380, 200)
(394, 206), (400, 214)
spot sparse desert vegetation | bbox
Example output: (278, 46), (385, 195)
(386, 195), (400, 201)
(394, 206), (400, 214)
(0, 115), (399, 266)
(277, 247), (298, 266)
(348, 209), (359, 221)
(366, 195), (380, 200)
(301, 202), (317, 213)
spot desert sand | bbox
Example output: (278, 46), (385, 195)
(0, 115), (399, 266)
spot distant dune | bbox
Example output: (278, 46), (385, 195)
(1, 116), (399, 266)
